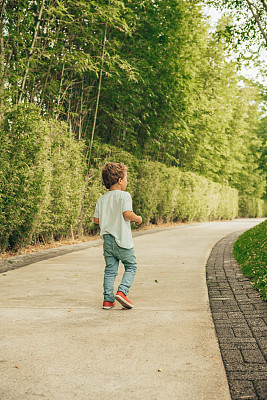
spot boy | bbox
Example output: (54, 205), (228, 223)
(93, 162), (142, 310)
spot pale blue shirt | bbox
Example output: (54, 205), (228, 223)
(93, 190), (134, 249)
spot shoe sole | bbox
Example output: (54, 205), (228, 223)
(115, 294), (133, 309)
(102, 304), (115, 310)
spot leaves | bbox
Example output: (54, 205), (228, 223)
(234, 220), (267, 300)
(0, 105), (86, 251)
(0, 0), (265, 252)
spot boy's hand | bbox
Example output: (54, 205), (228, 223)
(136, 216), (142, 225)
(123, 211), (142, 225)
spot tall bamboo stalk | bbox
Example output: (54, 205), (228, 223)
(0, 0), (6, 120)
(246, 0), (267, 45)
(260, 0), (267, 13)
(19, 0), (45, 103)
(86, 0), (110, 166)
(78, 3), (110, 235)
(56, 63), (65, 120)
(78, 77), (84, 140)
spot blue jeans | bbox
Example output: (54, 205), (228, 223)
(103, 234), (137, 302)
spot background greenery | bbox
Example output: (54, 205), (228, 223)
(234, 220), (267, 300)
(0, 0), (266, 251)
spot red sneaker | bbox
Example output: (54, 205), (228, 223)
(102, 301), (115, 310)
(115, 291), (133, 309)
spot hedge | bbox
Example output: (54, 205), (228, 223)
(89, 143), (239, 224)
(0, 108), (264, 252)
(0, 105), (86, 250)
(0, 105), (49, 250)
(238, 196), (265, 218)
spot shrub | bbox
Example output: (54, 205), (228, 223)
(0, 104), (49, 250)
(86, 142), (239, 227)
(134, 166), (238, 223)
(1, 127), (261, 253)
(0, 106), (86, 250)
(238, 196), (264, 218)
(234, 220), (267, 300)
(39, 119), (86, 240)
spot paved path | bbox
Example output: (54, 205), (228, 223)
(207, 231), (267, 400)
(0, 219), (264, 400)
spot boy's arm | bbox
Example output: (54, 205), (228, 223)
(123, 211), (142, 225)
(93, 217), (99, 224)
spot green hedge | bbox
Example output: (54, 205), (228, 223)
(0, 105), (86, 251)
(89, 143), (239, 225)
(234, 220), (267, 300)
(238, 196), (265, 218)
(0, 105), (49, 250)
(36, 118), (86, 240)
(0, 110), (264, 252)
(131, 162), (238, 223)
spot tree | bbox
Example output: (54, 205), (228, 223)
(2, 0), (265, 199)
(3, 0), (134, 134)
(207, 0), (267, 47)
(0, 0), (5, 119)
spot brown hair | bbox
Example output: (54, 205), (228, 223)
(102, 162), (127, 189)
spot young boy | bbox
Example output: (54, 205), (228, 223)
(93, 162), (142, 310)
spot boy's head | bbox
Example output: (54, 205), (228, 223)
(102, 162), (128, 189)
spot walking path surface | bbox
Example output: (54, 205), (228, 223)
(207, 231), (267, 400)
(0, 218), (265, 400)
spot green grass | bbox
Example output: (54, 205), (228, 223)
(234, 220), (267, 301)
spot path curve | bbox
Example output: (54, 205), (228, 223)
(0, 219), (264, 400)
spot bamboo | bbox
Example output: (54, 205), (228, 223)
(56, 63), (65, 120)
(19, 0), (45, 103)
(67, 84), (73, 133)
(0, 0), (6, 119)
(246, 0), (267, 45)
(86, 0), (110, 166)
(78, 78), (84, 140)
(259, 0), (267, 14)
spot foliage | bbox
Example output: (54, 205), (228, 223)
(206, 0), (267, 48)
(1, 0), (265, 200)
(39, 119), (86, 240)
(257, 114), (267, 200)
(234, 220), (267, 300)
(0, 1), (266, 250)
(238, 196), (265, 217)
(179, 23), (266, 198)
(3, 0), (135, 130)
(0, 105), (86, 251)
(1, 123), (264, 252)
(0, 104), (49, 250)
(88, 141), (239, 226)
(134, 163), (238, 223)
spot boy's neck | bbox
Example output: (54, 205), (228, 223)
(109, 183), (122, 191)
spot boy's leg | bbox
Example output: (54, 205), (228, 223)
(116, 246), (137, 296)
(103, 235), (119, 303)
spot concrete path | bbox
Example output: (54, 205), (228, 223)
(0, 219), (264, 400)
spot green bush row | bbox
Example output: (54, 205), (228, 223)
(88, 143), (239, 225)
(0, 107), (264, 252)
(238, 196), (265, 218)
(0, 105), (86, 251)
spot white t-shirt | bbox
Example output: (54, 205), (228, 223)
(93, 190), (134, 249)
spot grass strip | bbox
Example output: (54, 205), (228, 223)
(233, 220), (267, 301)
